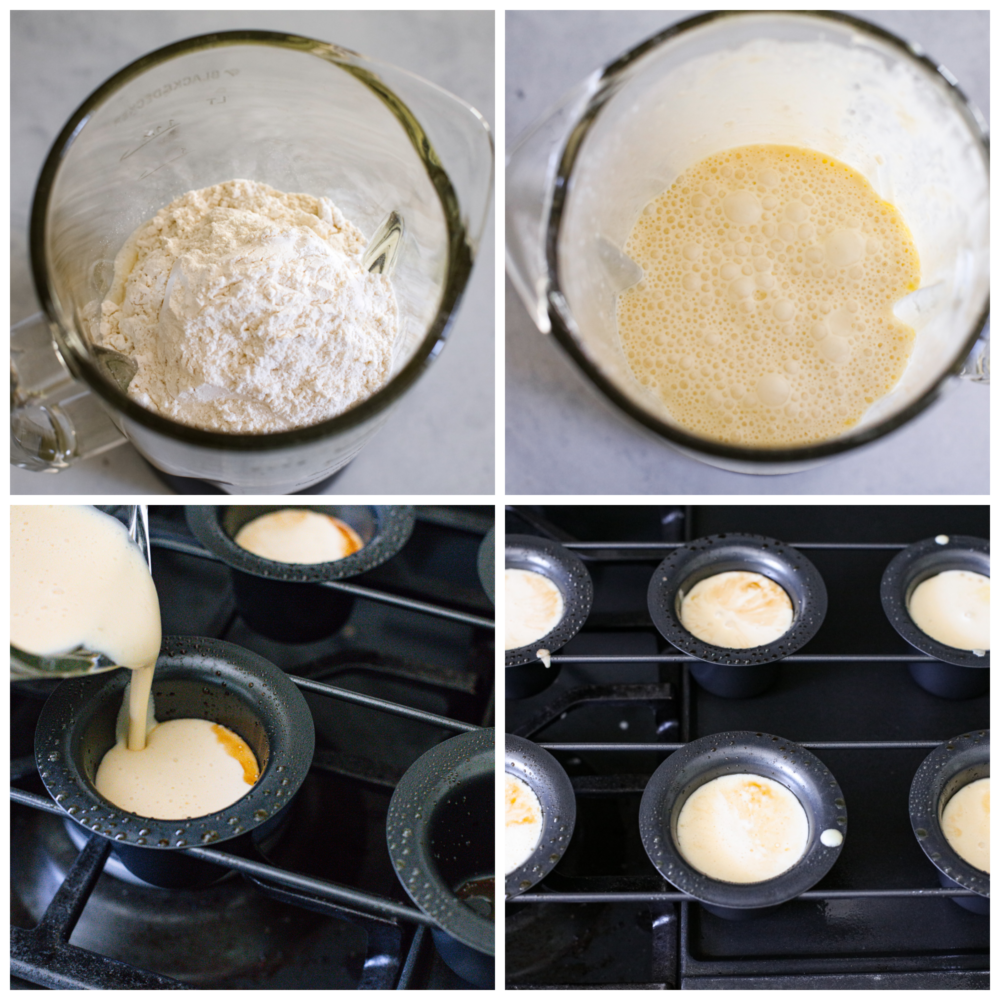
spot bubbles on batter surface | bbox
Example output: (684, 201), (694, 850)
(617, 144), (919, 446)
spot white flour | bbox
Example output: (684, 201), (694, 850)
(99, 179), (398, 433)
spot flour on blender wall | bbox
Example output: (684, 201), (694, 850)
(98, 179), (398, 434)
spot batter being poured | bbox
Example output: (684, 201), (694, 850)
(617, 145), (920, 446)
(11, 505), (260, 819)
(11, 505), (161, 752)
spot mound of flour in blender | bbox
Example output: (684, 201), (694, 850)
(98, 179), (398, 433)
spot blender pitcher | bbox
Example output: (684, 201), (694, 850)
(506, 12), (988, 474)
(13, 31), (493, 493)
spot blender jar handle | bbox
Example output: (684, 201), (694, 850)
(958, 318), (989, 384)
(11, 311), (126, 471)
(505, 75), (601, 334)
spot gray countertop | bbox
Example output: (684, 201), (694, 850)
(11, 10), (494, 495)
(505, 10), (989, 495)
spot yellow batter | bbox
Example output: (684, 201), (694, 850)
(505, 774), (543, 875)
(908, 570), (990, 651)
(505, 568), (565, 650)
(618, 144), (920, 446)
(676, 773), (809, 883)
(680, 571), (793, 649)
(96, 718), (260, 820)
(941, 777), (989, 873)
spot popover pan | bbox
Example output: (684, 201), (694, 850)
(505, 535), (594, 699)
(648, 534), (828, 697)
(639, 731), (847, 918)
(186, 505), (415, 642)
(881, 535), (990, 699)
(387, 727), (495, 987)
(478, 525), (495, 605)
(909, 729), (989, 915)
(35, 636), (315, 888)
(504, 734), (577, 899)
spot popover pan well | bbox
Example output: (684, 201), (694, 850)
(35, 636), (315, 888)
(505, 535), (594, 699)
(186, 505), (415, 642)
(648, 534), (828, 697)
(478, 525), (495, 605)
(504, 734), (577, 899)
(881, 535), (990, 698)
(639, 731), (847, 918)
(909, 729), (989, 915)
(387, 727), (495, 987)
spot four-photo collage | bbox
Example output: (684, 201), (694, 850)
(11, 9), (989, 991)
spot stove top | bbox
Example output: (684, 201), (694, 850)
(505, 505), (989, 989)
(11, 505), (495, 990)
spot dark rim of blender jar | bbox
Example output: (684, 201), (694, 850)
(647, 534), (827, 666)
(542, 10), (990, 466)
(386, 727), (495, 959)
(30, 30), (485, 450)
(505, 734), (577, 900)
(880, 535), (990, 668)
(185, 505), (416, 583)
(639, 731), (847, 910)
(908, 729), (989, 899)
(34, 636), (315, 852)
(505, 535), (594, 668)
(478, 525), (495, 604)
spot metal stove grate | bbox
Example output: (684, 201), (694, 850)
(11, 509), (495, 990)
(505, 508), (988, 989)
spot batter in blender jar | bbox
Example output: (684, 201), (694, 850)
(617, 144), (920, 447)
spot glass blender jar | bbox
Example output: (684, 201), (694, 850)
(13, 31), (493, 493)
(507, 12), (988, 474)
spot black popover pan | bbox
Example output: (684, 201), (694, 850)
(35, 636), (315, 888)
(478, 525), (495, 605)
(647, 534), (828, 698)
(387, 727), (495, 987)
(909, 729), (989, 915)
(504, 734), (577, 899)
(639, 731), (847, 919)
(186, 506), (416, 642)
(881, 535), (990, 699)
(505, 535), (594, 699)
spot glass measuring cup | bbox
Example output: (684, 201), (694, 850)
(11, 505), (151, 680)
(13, 31), (493, 493)
(506, 11), (988, 474)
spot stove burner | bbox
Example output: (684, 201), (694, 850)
(13, 804), (364, 987)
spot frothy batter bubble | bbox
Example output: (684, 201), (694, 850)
(617, 145), (920, 446)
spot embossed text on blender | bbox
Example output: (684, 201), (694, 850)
(113, 71), (223, 125)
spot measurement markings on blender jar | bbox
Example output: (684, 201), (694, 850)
(504, 506), (988, 989)
(12, 506), (496, 990)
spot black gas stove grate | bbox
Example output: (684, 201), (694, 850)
(505, 506), (988, 989)
(11, 508), (495, 990)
